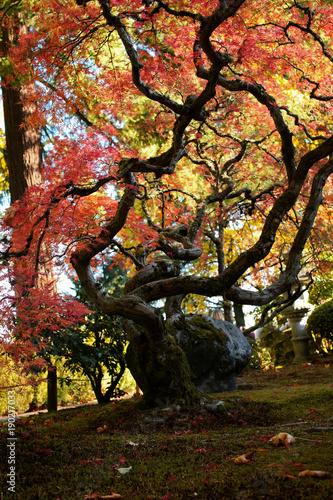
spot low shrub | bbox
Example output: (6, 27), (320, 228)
(247, 339), (271, 369)
(307, 299), (333, 354)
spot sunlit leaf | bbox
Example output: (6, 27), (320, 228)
(97, 425), (107, 433)
(99, 493), (123, 499)
(234, 451), (256, 464)
(269, 433), (295, 448)
(117, 466), (132, 475)
(299, 470), (330, 478)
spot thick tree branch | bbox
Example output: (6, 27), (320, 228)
(198, 0), (246, 67)
(70, 172), (137, 266)
(130, 143), (333, 304)
(124, 260), (180, 294)
(97, 0), (203, 120)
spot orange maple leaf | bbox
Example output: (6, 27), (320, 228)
(43, 419), (54, 426)
(97, 425), (107, 433)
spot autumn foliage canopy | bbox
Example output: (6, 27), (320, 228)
(1, 0), (333, 400)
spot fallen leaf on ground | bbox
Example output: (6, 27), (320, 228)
(97, 425), (107, 433)
(194, 448), (207, 453)
(79, 458), (104, 466)
(83, 492), (99, 499)
(299, 470), (330, 478)
(99, 492), (123, 499)
(43, 420), (53, 426)
(234, 451), (256, 464)
(160, 493), (173, 500)
(117, 466), (132, 475)
(269, 432), (295, 447)
(280, 472), (296, 479)
(283, 461), (306, 469)
(127, 441), (139, 446)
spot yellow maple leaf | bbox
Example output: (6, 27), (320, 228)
(100, 492), (123, 499)
(269, 432), (295, 447)
(299, 470), (330, 478)
(234, 451), (256, 464)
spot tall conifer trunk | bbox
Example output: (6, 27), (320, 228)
(1, 18), (43, 202)
(2, 82), (43, 202)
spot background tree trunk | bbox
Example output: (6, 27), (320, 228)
(234, 303), (245, 329)
(1, 82), (42, 202)
(1, 18), (43, 202)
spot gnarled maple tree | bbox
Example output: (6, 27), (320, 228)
(1, 0), (333, 404)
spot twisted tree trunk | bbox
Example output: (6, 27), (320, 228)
(124, 316), (199, 407)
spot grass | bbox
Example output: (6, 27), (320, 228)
(0, 361), (332, 499)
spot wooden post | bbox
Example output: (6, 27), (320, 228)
(47, 366), (57, 412)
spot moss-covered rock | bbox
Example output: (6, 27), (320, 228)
(173, 315), (252, 393)
(125, 315), (251, 405)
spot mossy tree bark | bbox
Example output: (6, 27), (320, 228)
(124, 317), (200, 407)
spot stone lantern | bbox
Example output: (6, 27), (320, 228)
(282, 273), (312, 364)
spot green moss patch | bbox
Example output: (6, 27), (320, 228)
(187, 315), (229, 346)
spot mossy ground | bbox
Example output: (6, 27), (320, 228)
(0, 360), (332, 499)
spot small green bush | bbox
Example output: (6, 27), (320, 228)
(258, 327), (294, 367)
(247, 339), (271, 369)
(307, 299), (333, 354)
